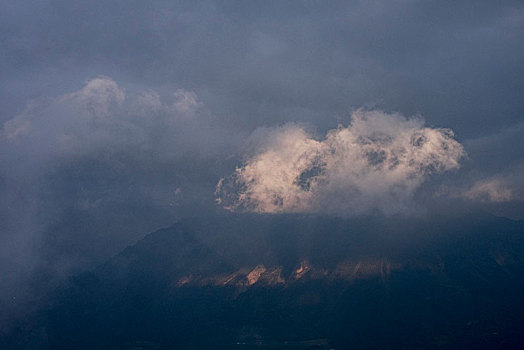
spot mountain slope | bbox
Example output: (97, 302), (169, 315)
(45, 213), (524, 349)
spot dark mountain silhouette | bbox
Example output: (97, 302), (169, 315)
(39, 213), (524, 349)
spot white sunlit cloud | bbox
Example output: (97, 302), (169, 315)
(216, 110), (466, 216)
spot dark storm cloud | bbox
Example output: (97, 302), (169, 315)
(2, 1), (523, 135)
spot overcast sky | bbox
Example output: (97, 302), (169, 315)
(1, 0), (523, 330)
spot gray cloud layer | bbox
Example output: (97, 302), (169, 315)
(2, 1), (523, 137)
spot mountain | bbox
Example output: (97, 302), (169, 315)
(41, 213), (524, 349)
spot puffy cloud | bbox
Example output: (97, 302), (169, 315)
(173, 89), (201, 115)
(437, 161), (524, 205)
(61, 76), (125, 116)
(462, 179), (513, 203)
(217, 110), (465, 216)
(0, 77), (213, 162)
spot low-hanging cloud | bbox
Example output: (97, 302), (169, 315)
(0, 77), (240, 257)
(0, 76), (244, 331)
(216, 110), (465, 216)
(462, 179), (513, 203)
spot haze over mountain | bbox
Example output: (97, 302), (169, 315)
(12, 212), (520, 349)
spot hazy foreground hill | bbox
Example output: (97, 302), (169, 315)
(44, 213), (524, 349)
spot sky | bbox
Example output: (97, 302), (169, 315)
(1, 0), (524, 331)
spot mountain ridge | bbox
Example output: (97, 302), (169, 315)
(44, 212), (524, 349)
